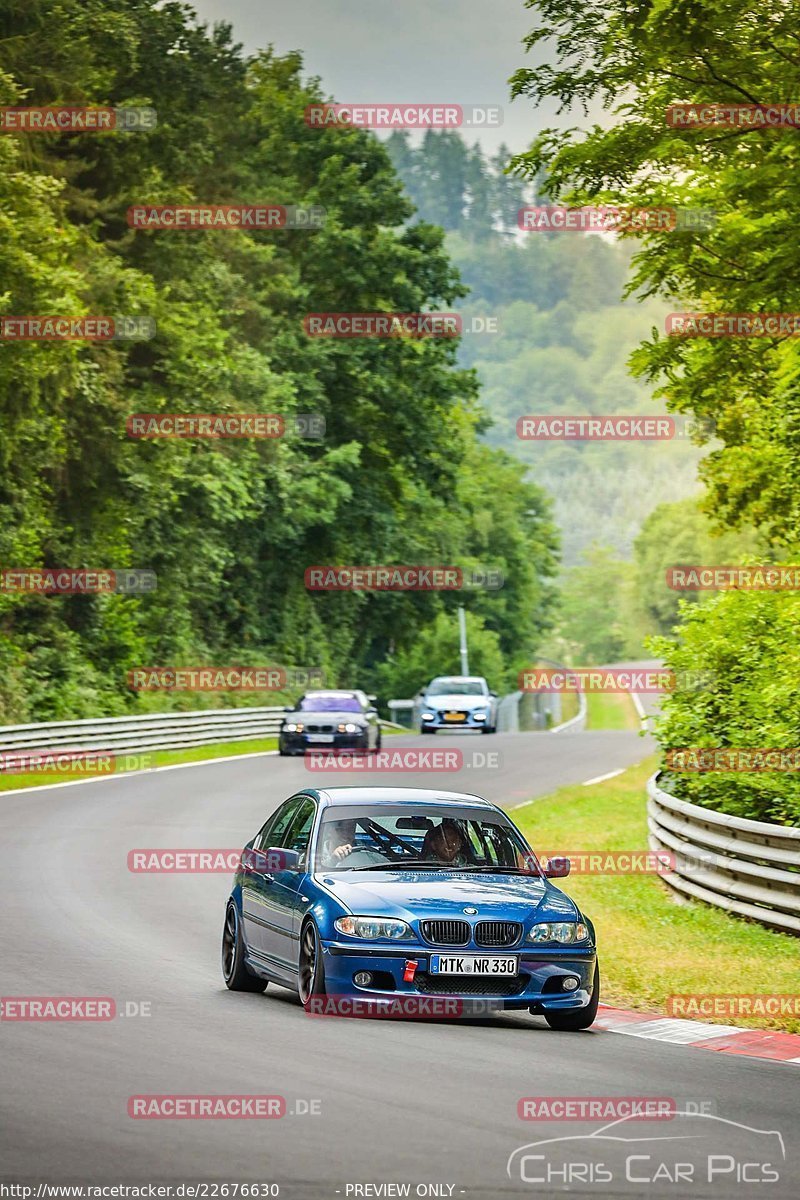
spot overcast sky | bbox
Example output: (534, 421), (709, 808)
(187, 0), (566, 155)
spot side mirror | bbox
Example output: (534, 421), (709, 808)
(265, 846), (301, 871)
(543, 855), (570, 879)
(367, 694), (377, 702)
(243, 846), (301, 873)
(284, 705), (295, 713)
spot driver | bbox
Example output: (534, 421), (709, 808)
(319, 818), (358, 865)
(421, 818), (470, 867)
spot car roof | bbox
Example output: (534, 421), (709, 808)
(307, 786), (494, 809)
(430, 675), (486, 683)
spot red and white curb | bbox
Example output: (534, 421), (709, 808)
(596, 1004), (800, 1064)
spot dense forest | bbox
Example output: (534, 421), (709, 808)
(512, 0), (800, 824)
(0, 0), (559, 720)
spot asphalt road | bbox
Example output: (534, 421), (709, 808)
(1, 726), (797, 1198)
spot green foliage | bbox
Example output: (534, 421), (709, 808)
(542, 544), (642, 665)
(374, 610), (508, 702)
(633, 499), (763, 636)
(651, 591), (800, 826)
(511, 1), (800, 824)
(384, 135), (704, 567)
(0, 0), (558, 721)
(511, 0), (800, 548)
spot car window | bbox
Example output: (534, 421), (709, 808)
(298, 692), (361, 712)
(284, 798), (316, 865)
(254, 798), (300, 851)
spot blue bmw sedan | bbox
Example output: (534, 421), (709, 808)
(222, 786), (599, 1029)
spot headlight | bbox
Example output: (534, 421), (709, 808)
(527, 922), (589, 944)
(283, 723), (303, 732)
(337, 722), (362, 733)
(421, 712), (435, 720)
(334, 916), (413, 940)
(473, 711), (487, 719)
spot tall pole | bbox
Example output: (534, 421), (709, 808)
(458, 605), (469, 675)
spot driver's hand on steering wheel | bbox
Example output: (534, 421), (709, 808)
(332, 843), (354, 860)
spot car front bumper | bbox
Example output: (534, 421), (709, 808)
(318, 940), (597, 1014)
(280, 731), (369, 754)
(420, 711), (491, 730)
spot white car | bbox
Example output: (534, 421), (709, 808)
(417, 675), (498, 734)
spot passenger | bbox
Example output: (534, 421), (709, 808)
(421, 818), (470, 867)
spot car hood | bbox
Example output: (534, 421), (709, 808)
(423, 694), (490, 710)
(316, 870), (578, 923)
(284, 710), (366, 723)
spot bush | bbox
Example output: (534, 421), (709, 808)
(651, 589), (800, 827)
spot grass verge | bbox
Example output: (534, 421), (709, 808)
(511, 756), (800, 1033)
(0, 736), (279, 793)
(585, 690), (639, 730)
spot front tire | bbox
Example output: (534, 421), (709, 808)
(543, 963), (599, 1030)
(298, 919), (326, 1006)
(222, 902), (268, 992)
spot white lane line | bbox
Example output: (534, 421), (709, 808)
(582, 768), (624, 787)
(0, 749), (279, 797)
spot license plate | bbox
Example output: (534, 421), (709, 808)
(307, 734), (334, 743)
(444, 712), (465, 722)
(430, 955), (518, 976)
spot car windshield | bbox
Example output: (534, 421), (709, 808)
(298, 693), (361, 712)
(426, 679), (487, 696)
(314, 804), (538, 874)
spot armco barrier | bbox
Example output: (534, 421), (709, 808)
(0, 707), (405, 762)
(647, 772), (800, 935)
(0, 707), (289, 758)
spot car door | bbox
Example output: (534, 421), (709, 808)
(259, 796), (317, 973)
(241, 797), (300, 956)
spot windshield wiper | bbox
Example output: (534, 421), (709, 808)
(351, 860), (447, 872)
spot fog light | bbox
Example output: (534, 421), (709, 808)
(354, 971), (373, 988)
(561, 976), (580, 991)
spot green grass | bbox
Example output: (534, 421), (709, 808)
(585, 690), (639, 730)
(557, 691), (581, 726)
(0, 735), (279, 792)
(511, 756), (800, 1033)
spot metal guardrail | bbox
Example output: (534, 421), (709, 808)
(0, 708), (289, 758)
(0, 707), (408, 762)
(647, 772), (800, 935)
